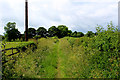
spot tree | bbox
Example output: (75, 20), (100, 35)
(8, 29), (20, 41)
(20, 34), (25, 41)
(4, 22), (21, 41)
(71, 31), (77, 37)
(71, 31), (84, 37)
(67, 30), (72, 36)
(57, 25), (68, 38)
(28, 28), (36, 38)
(36, 27), (47, 37)
(95, 32), (98, 35)
(48, 26), (59, 37)
(4, 22), (16, 32)
(86, 31), (95, 37)
(77, 32), (84, 37)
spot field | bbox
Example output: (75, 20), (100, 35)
(1, 41), (36, 56)
(2, 30), (120, 79)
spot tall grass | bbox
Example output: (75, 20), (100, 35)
(2, 34), (119, 78)
(58, 38), (91, 78)
(3, 38), (59, 78)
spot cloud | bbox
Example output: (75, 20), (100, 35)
(0, 0), (118, 34)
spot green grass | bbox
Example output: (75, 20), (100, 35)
(57, 38), (91, 78)
(2, 36), (120, 78)
(1, 41), (35, 55)
(1, 41), (34, 49)
(4, 38), (58, 78)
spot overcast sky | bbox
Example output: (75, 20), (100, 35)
(0, 0), (119, 35)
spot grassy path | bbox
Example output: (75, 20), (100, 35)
(56, 39), (66, 78)
(56, 39), (67, 78)
(56, 41), (61, 78)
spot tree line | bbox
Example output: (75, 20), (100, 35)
(3, 22), (96, 41)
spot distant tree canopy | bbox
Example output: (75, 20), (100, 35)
(71, 31), (77, 37)
(71, 31), (84, 37)
(4, 22), (16, 31)
(67, 30), (72, 36)
(28, 28), (36, 38)
(4, 22), (21, 41)
(24, 28), (36, 39)
(85, 31), (95, 37)
(48, 25), (73, 38)
(4, 22), (106, 41)
(77, 32), (84, 37)
(48, 26), (59, 37)
(36, 27), (47, 37)
(3, 22), (86, 41)
(57, 25), (69, 38)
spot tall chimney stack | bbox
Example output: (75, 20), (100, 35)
(25, 0), (28, 41)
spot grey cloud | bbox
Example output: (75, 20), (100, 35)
(0, 0), (118, 35)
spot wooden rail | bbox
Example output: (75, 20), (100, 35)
(1, 48), (20, 64)
(1, 47), (20, 56)
(1, 43), (37, 64)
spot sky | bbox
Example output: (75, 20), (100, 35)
(0, 0), (119, 35)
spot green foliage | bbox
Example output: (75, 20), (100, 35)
(71, 31), (77, 37)
(33, 35), (41, 40)
(27, 28), (36, 38)
(2, 21), (119, 78)
(2, 41), (37, 79)
(67, 37), (76, 48)
(57, 25), (69, 38)
(85, 31), (95, 37)
(67, 30), (72, 36)
(16, 41), (37, 52)
(71, 31), (84, 37)
(77, 32), (84, 37)
(2, 38), (58, 79)
(48, 26), (59, 37)
(7, 29), (20, 41)
(96, 25), (104, 33)
(59, 22), (119, 78)
(88, 22), (119, 78)
(4, 22), (16, 31)
(4, 22), (21, 41)
(36, 27), (47, 37)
